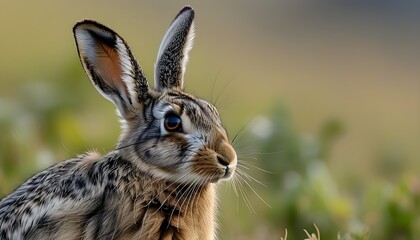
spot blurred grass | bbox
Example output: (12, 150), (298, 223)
(1, 1), (420, 239)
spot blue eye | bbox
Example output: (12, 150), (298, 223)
(164, 114), (182, 132)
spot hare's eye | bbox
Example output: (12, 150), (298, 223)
(164, 114), (183, 132)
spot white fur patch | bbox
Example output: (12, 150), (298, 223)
(115, 37), (139, 107)
(180, 22), (195, 85)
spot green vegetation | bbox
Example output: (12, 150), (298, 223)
(219, 105), (420, 239)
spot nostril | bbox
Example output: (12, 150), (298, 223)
(217, 155), (229, 166)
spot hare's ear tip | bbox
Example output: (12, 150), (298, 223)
(74, 19), (93, 28)
(73, 20), (116, 44)
(179, 6), (195, 16)
(181, 5), (194, 12)
(73, 19), (103, 31)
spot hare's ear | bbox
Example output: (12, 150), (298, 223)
(154, 6), (195, 91)
(73, 20), (149, 118)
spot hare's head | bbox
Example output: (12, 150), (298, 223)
(73, 7), (237, 185)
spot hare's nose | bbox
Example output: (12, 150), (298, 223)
(216, 142), (237, 167)
(211, 128), (237, 170)
(217, 155), (229, 166)
(217, 153), (237, 179)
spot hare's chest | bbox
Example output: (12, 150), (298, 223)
(119, 193), (207, 240)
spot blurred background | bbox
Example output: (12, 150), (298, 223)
(1, 1), (419, 239)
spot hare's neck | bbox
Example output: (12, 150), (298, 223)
(193, 184), (217, 240)
(166, 183), (217, 240)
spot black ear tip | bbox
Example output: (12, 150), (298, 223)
(178, 6), (195, 18)
(73, 20), (114, 34)
(75, 19), (97, 25)
(181, 5), (194, 12)
(73, 19), (98, 32)
(73, 20), (120, 45)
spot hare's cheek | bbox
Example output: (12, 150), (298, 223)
(135, 135), (192, 168)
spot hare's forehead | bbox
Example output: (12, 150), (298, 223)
(152, 95), (221, 128)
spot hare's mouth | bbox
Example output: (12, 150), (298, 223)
(221, 163), (236, 180)
(209, 163), (236, 183)
(223, 165), (235, 179)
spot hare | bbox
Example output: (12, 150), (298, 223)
(0, 6), (237, 240)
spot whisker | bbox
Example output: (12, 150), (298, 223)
(235, 174), (256, 215)
(155, 174), (191, 213)
(236, 168), (268, 188)
(230, 175), (239, 197)
(214, 75), (236, 108)
(232, 138), (262, 150)
(239, 151), (285, 156)
(174, 174), (203, 228)
(185, 183), (198, 220)
(231, 118), (254, 146)
(185, 177), (205, 221)
(210, 70), (221, 103)
(236, 173), (271, 209)
(171, 171), (204, 223)
(230, 178), (240, 213)
(238, 161), (273, 174)
(169, 182), (192, 228)
(238, 156), (260, 161)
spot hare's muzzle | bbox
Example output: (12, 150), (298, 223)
(219, 157), (237, 180)
(215, 141), (237, 181)
(189, 129), (237, 183)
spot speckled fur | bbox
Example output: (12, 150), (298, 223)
(0, 152), (217, 239)
(0, 6), (236, 240)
